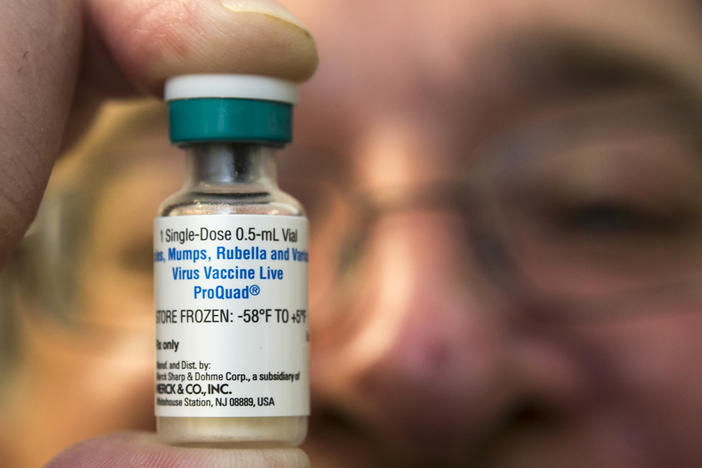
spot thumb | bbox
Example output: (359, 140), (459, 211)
(0, 0), (82, 267)
(46, 432), (311, 468)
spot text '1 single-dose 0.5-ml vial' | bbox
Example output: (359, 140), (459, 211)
(154, 74), (309, 446)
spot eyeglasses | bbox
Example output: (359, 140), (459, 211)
(280, 94), (702, 322)
(12, 94), (702, 333)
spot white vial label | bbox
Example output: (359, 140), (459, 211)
(153, 215), (309, 417)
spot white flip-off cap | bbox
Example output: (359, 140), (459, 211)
(164, 74), (298, 104)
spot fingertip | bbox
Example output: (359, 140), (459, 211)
(47, 432), (311, 468)
(88, 0), (318, 96)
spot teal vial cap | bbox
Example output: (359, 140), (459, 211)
(164, 74), (298, 145)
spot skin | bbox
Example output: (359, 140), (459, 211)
(4, 0), (702, 467)
(293, 3), (702, 465)
(0, 0), (317, 267)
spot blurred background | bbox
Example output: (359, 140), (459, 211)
(4, 1), (702, 467)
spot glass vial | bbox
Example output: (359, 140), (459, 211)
(154, 75), (309, 446)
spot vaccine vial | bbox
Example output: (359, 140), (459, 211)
(154, 75), (309, 446)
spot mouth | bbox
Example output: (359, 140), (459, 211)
(304, 396), (564, 468)
(303, 403), (379, 467)
(466, 398), (564, 467)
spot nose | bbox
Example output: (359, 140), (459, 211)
(310, 208), (516, 460)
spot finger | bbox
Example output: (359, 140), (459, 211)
(65, 0), (318, 152)
(65, 0), (319, 148)
(0, 0), (318, 266)
(46, 432), (311, 468)
(86, 0), (319, 95)
(0, 0), (82, 266)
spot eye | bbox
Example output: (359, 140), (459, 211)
(550, 200), (697, 237)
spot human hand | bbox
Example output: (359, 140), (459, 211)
(0, 0), (316, 466)
(0, 0), (317, 266)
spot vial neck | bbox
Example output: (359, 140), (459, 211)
(183, 143), (278, 189)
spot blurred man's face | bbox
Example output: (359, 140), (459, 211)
(9, 0), (702, 467)
(290, 1), (702, 467)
